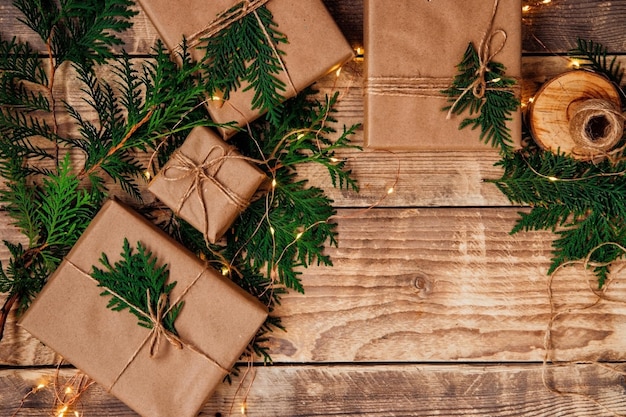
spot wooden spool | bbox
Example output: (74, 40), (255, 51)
(528, 70), (624, 160)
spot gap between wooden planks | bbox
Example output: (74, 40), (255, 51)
(1, 363), (626, 417)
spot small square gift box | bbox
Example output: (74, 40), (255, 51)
(137, 0), (354, 136)
(148, 126), (267, 244)
(364, 0), (522, 150)
(20, 199), (268, 417)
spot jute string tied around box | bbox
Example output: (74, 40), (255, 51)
(174, 0), (298, 101)
(365, 0), (519, 113)
(64, 259), (231, 393)
(161, 145), (264, 245)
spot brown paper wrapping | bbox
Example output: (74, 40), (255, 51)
(19, 199), (268, 417)
(137, 0), (354, 137)
(364, 0), (522, 150)
(148, 126), (266, 244)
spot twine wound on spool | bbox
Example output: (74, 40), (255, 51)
(568, 98), (624, 158)
(528, 71), (624, 161)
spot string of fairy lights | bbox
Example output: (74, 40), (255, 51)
(11, 1), (582, 415)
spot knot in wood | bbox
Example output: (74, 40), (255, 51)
(412, 272), (433, 298)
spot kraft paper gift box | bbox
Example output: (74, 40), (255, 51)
(148, 126), (266, 244)
(19, 199), (268, 417)
(137, 0), (354, 137)
(364, 0), (522, 150)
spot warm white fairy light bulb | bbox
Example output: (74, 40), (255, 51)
(57, 405), (68, 417)
(569, 58), (581, 69)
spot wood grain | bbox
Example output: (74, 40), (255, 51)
(4, 208), (626, 366)
(5, 0), (626, 55)
(2, 364), (626, 417)
(522, 0), (626, 53)
(2, 1), (626, 416)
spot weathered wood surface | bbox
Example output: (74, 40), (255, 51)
(2, 0), (626, 416)
(2, 364), (626, 417)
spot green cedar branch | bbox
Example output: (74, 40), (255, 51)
(91, 238), (183, 335)
(0, 1), (209, 342)
(490, 149), (626, 287)
(442, 42), (519, 156)
(201, 4), (288, 126)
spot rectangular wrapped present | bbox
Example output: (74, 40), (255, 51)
(148, 125), (266, 244)
(364, 0), (522, 150)
(137, 0), (354, 137)
(19, 199), (268, 417)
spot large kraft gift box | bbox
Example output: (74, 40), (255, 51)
(137, 0), (354, 137)
(364, 0), (522, 150)
(148, 126), (267, 244)
(19, 199), (268, 417)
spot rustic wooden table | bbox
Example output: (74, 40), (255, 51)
(2, 0), (626, 416)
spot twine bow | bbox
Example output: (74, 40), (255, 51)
(146, 289), (184, 358)
(162, 146), (249, 244)
(64, 259), (231, 392)
(446, 0), (508, 119)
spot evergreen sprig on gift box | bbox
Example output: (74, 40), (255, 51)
(201, 3), (288, 125)
(0, 1), (214, 340)
(0, 0), (360, 369)
(442, 43), (519, 157)
(91, 238), (183, 335)
(446, 37), (626, 287)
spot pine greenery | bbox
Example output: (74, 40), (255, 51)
(0, 1), (214, 340)
(442, 43), (519, 156)
(201, 4), (288, 125)
(0, 0), (360, 368)
(445, 37), (626, 287)
(569, 38), (624, 91)
(156, 90), (360, 360)
(91, 238), (183, 335)
(491, 150), (626, 286)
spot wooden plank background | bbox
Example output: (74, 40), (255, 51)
(2, 0), (626, 416)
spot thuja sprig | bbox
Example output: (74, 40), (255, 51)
(569, 38), (625, 93)
(490, 147), (626, 287)
(201, 3), (288, 125)
(13, 0), (137, 68)
(481, 38), (626, 287)
(229, 90), (359, 293)
(442, 43), (519, 156)
(0, 154), (98, 339)
(91, 238), (183, 335)
(0, 1), (212, 341)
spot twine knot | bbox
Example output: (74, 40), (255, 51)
(446, 0), (507, 119)
(163, 146), (250, 244)
(146, 289), (184, 358)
